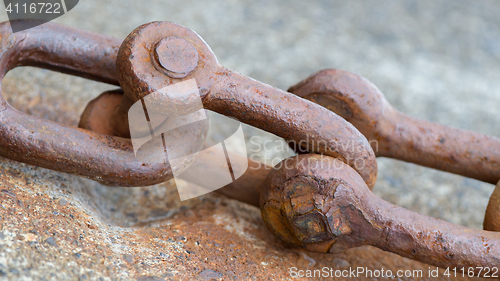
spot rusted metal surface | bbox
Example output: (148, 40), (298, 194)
(111, 21), (378, 189)
(2, 166), (480, 280)
(2, 19), (500, 275)
(484, 180), (500, 231)
(0, 20), (177, 187)
(261, 154), (500, 276)
(217, 153), (269, 207)
(154, 36), (199, 79)
(289, 69), (500, 184)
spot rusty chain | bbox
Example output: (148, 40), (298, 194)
(1, 19), (500, 274)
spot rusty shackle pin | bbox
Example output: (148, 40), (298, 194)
(0, 20), (377, 190)
(104, 21), (500, 272)
(288, 69), (500, 239)
(261, 154), (500, 274)
(79, 21), (378, 189)
(2, 19), (500, 273)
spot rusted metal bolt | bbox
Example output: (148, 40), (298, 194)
(154, 36), (198, 79)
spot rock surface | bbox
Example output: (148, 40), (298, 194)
(0, 167), (485, 280)
(1, 0), (499, 280)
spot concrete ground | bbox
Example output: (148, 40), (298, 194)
(0, 0), (499, 280)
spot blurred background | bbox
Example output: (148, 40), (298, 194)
(2, 0), (500, 232)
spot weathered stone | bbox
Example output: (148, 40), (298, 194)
(0, 165), (484, 280)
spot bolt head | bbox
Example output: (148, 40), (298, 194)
(154, 37), (199, 79)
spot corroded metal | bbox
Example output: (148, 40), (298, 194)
(261, 154), (500, 275)
(0, 20), (173, 186)
(289, 69), (500, 184)
(0, 20), (278, 191)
